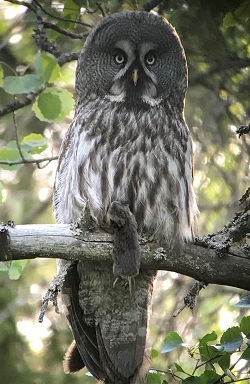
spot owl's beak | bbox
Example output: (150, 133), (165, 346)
(132, 69), (139, 86)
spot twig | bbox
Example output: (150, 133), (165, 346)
(12, 107), (25, 161)
(141, 0), (164, 12)
(189, 56), (250, 85)
(237, 123), (250, 137)
(43, 21), (89, 39)
(6, 0), (36, 12)
(173, 281), (206, 317)
(0, 88), (44, 117)
(0, 49), (79, 117)
(32, 0), (93, 28)
(38, 261), (74, 322)
(0, 156), (58, 167)
(57, 51), (80, 66)
(213, 352), (248, 384)
(33, 15), (60, 57)
(240, 187), (250, 208)
(95, 2), (107, 17)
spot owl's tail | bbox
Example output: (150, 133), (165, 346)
(62, 262), (155, 384)
(64, 339), (151, 384)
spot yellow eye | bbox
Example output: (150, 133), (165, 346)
(115, 53), (125, 64)
(145, 52), (156, 66)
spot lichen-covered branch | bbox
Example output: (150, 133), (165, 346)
(0, 223), (249, 290)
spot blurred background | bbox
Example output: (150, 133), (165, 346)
(0, 0), (249, 383)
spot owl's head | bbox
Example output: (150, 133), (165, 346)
(76, 11), (187, 111)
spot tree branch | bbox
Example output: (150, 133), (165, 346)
(0, 156), (58, 167)
(0, 224), (249, 291)
(0, 88), (44, 117)
(141, 0), (164, 12)
(189, 56), (250, 86)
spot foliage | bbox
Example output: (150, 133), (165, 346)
(147, 316), (250, 383)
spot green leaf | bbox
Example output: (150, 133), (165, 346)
(146, 372), (161, 384)
(2, 74), (42, 94)
(34, 52), (61, 83)
(199, 331), (217, 345)
(151, 349), (159, 359)
(162, 331), (183, 353)
(32, 87), (74, 122)
(240, 315), (250, 338)
(200, 370), (221, 384)
(182, 377), (202, 384)
(6, 141), (33, 154)
(234, 0), (250, 19)
(8, 260), (27, 280)
(174, 363), (185, 373)
(218, 353), (230, 370)
(241, 346), (250, 360)
(199, 332), (220, 362)
(236, 296), (250, 308)
(0, 262), (9, 271)
(219, 326), (243, 352)
(33, 88), (61, 121)
(0, 64), (3, 86)
(199, 344), (223, 362)
(0, 147), (27, 170)
(57, 0), (80, 30)
(222, 11), (235, 29)
(21, 133), (48, 154)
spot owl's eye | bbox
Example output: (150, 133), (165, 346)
(114, 50), (127, 65)
(145, 51), (157, 66)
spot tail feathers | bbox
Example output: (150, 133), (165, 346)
(63, 340), (85, 373)
(61, 262), (155, 383)
(96, 325), (134, 383)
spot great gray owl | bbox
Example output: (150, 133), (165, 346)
(53, 11), (198, 384)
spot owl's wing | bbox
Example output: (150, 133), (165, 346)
(62, 262), (106, 380)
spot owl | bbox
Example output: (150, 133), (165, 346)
(54, 11), (198, 384)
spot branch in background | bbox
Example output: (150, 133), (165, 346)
(6, 0), (36, 12)
(0, 88), (44, 117)
(141, 0), (164, 12)
(0, 220), (249, 290)
(0, 84), (57, 169)
(33, 15), (61, 57)
(239, 187), (250, 212)
(173, 281), (206, 317)
(43, 21), (88, 39)
(12, 105), (25, 162)
(189, 56), (250, 86)
(0, 156), (58, 167)
(38, 260), (73, 323)
(237, 123), (250, 137)
(0, 49), (80, 117)
(57, 51), (80, 66)
(32, 0), (93, 28)
(0, 49), (79, 118)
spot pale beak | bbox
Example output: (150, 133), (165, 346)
(132, 68), (139, 86)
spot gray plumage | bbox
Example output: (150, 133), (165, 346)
(107, 201), (141, 279)
(54, 10), (198, 384)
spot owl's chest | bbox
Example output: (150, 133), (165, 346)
(79, 130), (171, 225)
